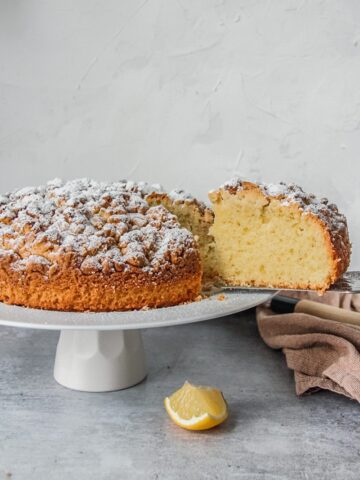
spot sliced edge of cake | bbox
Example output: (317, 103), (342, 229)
(208, 178), (351, 293)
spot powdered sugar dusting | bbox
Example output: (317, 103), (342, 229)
(121, 181), (211, 217)
(0, 178), (198, 276)
(119, 179), (164, 196)
(124, 180), (207, 208)
(261, 183), (289, 197)
(167, 189), (197, 203)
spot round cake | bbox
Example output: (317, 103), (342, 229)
(0, 179), (202, 311)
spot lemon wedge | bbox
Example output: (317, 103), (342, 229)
(164, 381), (228, 431)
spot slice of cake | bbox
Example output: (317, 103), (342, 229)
(209, 178), (351, 292)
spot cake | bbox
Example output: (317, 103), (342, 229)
(0, 176), (352, 311)
(209, 178), (351, 293)
(0, 179), (202, 311)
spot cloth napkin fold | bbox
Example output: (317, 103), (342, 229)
(256, 292), (360, 402)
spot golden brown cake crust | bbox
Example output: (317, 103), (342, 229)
(0, 252), (201, 311)
(209, 178), (351, 291)
(0, 179), (202, 311)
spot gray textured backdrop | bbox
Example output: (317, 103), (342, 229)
(0, 0), (359, 266)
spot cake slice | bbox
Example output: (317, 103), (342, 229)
(209, 178), (351, 292)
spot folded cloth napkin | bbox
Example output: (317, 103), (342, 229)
(256, 292), (360, 402)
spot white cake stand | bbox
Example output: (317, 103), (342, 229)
(0, 291), (272, 392)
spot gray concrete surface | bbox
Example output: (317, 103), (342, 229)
(0, 310), (359, 479)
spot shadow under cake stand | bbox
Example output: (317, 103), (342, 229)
(0, 291), (273, 392)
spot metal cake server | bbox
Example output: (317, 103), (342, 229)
(216, 271), (360, 294)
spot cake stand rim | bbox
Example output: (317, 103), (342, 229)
(0, 291), (276, 331)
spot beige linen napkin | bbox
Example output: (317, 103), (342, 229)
(256, 293), (360, 401)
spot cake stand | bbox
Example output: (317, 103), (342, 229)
(0, 291), (272, 392)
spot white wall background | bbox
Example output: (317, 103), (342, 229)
(0, 0), (360, 266)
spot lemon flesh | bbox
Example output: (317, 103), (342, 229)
(164, 381), (228, 431)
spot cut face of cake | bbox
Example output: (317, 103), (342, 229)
(209, 179), (351, 292)
(145, 190), (216, 281)
(121, 181), (216, 281)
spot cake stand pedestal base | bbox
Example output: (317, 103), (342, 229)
(0, 290), (273, 392)
(53, 329), (146, 392)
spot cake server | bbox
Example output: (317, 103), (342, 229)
(270, 294), (360, 328)
(217, 271), (360, 294)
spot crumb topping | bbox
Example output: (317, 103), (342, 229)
(0, 178), (198, 276)
(217, 177), (349, 236)
(124, 180), (210, 215)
